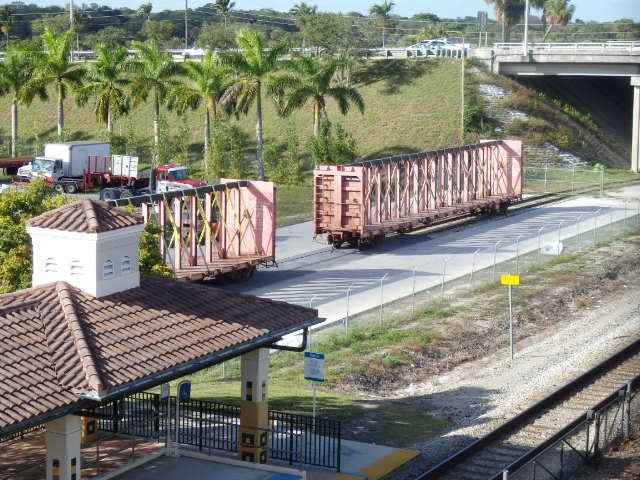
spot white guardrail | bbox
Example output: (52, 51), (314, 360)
(0, 41), (637, 63)
(494, 41), (640, 53)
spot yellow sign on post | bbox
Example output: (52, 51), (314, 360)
(501, 275), (520, 360)
(501, 274), (520, 286)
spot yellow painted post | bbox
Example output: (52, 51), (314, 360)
(239, 349), (270, 464)
(501, 275), (520, 360)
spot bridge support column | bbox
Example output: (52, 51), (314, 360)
(632, 76), (640, 173)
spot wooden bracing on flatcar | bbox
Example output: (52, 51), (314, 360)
(108, 180), (276, 281)
(314, 140), (522, 247)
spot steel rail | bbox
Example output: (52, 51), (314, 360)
(415, 337), (640, 480)
(494, 372), (640, 479)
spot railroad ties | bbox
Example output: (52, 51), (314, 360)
(416, 339), (640, 480)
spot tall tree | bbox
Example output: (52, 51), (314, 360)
(485, 0), (525, 42)
(369, 0), (395, 48)
(30, 28), (85, 138)
(541, 0), (575, 41)
(128, 40), (182, 165)
(0, 47), (46, 157)
(137, 3), (153, 20)
(0, 181), (69, 293)
(274, 56), (364, 137)
(290, 2), (317, 49)
(76, 44), (130, 134)
(0, 5), (14, 47)
(220, 30), (289, 180)
(167, 51), (232, 173)
(214, 0), (235, 28)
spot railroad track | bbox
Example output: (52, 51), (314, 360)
(415, 337), (640, 480)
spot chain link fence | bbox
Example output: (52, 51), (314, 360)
(298, 199), (639, 345)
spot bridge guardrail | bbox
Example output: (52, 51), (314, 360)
(494, 41), (640, 53)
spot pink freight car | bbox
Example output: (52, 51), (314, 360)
(314, 140), (522, 249)
(108, 179), (276, 281)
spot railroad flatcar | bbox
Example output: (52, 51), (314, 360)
(314, 140), (522, 249)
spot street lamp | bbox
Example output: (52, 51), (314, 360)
(448, 31), (465, 145)
(523, 0), (530, 55)
(184, 0), (189, 49)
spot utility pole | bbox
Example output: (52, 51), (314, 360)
(184, 0), (188, 49)
(69, 0), (74, 61)
(460, 35), (465, 145)
(523, 0), (530, 55)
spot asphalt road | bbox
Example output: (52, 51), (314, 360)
(226, 187), (640, 334)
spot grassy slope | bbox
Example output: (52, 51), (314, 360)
(0, 59), (462, 160)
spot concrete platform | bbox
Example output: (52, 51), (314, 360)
(107, 440), (420, 480)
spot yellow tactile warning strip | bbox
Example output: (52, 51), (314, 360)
(335, 449), (421, 480)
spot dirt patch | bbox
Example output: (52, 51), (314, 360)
(341, 234), (640, 393)
(572, 433), (640, 480)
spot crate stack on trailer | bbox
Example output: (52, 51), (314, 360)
(314, 140), (522, 248)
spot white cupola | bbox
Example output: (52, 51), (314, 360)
(26, 199), (145, 298)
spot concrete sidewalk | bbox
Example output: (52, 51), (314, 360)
(109, 440), (420, 480)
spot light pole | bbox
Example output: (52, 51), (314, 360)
(184, 0), (189, 49)
(69, 0), (74, 60)
(523, 0), (530, 55)
(448, 31), (465, 145)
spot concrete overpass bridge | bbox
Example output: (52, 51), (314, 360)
(472, 41), (640, 171)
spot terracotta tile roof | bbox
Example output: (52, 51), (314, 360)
(0, 277), (318, 436)
(26, 200), (143, 233)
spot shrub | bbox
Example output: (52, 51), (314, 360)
(307, 121), (358, 166)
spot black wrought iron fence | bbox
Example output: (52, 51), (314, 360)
(98, 391), (341, 470)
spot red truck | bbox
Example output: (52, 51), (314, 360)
(16, 141), (204, 196)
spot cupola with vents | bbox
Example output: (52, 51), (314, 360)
(26, 199), (145, 297)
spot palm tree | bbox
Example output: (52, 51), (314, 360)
(0, 47), (46, 157)
(369, 0), (395, 48)
(220, 30), (289, 180)
(167, 51), (232, 166)
(274, 56), (364, 138)
(541, 0), (575, 41)
(290, 2), (317, 49)
(128, 40), (182, 165)
(485, 0), (525, 42)
(137, 3), (153, 20)
(76, 44), (130, 134)
(30, 27), (85, 138)
(214, 0), (235, 28)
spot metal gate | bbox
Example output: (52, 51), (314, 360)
(97, 392), (341, 470)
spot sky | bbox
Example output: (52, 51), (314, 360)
(29, 0), (640, 22)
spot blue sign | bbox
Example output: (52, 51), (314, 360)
(178, 381), (191, 402)
(304, 352), (325, 382)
